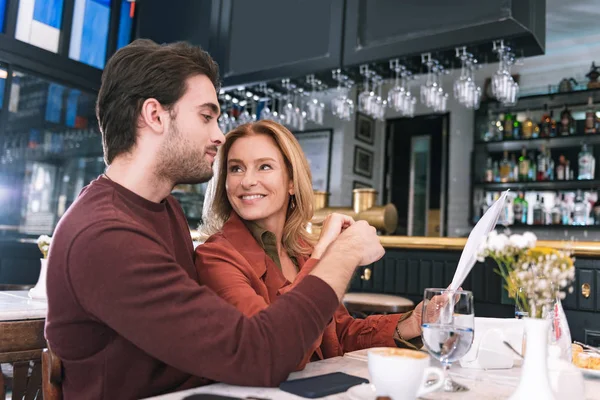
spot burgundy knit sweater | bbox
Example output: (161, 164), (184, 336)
(45, 176), (339, 399)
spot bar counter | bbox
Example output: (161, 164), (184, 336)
(378, 236), (600, 257)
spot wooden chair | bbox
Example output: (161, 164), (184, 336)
(0, 319), (46, 400)
(42, 347), (62, 400)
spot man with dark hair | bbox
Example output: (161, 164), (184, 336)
(45, 39), (385, 399)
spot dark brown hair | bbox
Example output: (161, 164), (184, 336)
(96, 39), (220, 164)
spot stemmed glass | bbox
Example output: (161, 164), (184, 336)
(454, 47), (482, 110)
(331, 69), (354, 121)
(420, 53), (449, 113)
(421, 288), (475, 392)
(388, 59), (416, 117)
(305, 74), (325, 125)
(492, 40), (519, 106)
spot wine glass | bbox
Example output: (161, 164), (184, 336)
(421, 288), (475, 392)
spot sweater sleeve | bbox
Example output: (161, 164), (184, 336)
(65, 222), (339, 387)
(196, 246), (323, 371)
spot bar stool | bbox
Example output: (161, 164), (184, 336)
(343, 293), (415, 318)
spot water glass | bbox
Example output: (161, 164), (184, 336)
(421, 288), (475, 392)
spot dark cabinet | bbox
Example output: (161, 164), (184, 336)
(216, 0), (345, 87)
(350, 248), (600, 343)
(134, 0), (544, 87)
(343, 0), (545, 67)
(135, 0), (221, 56)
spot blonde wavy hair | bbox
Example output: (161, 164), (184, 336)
(199, 120), (317, 257)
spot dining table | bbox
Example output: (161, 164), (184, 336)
(145, 348), (600, 400)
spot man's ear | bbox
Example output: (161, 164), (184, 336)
(139, 98), (167, 134)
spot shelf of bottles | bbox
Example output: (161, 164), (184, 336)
(472, 91), (600, 228)
(474, 190), (600, 228)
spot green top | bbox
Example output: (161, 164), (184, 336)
(243, 220), (298, 271)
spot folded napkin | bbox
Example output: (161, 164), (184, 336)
(449, 190), (509, 291)
(460, 317), (524, 370)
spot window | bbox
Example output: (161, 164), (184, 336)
(69, 0), (111, 69)
(117, 0), (134, 50)
(0, 0), (7, 32)
(15, 0), (65, 52)
(0, 70), (103, 235)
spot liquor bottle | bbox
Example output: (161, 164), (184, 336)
(565, 160), (572, 181)
(503, 195), (515, 226)
(512, 118), (521, 140)
(593, 191), (600, 225)
(518, 147), (529, 181)
(542, 197), (551, 225)
(578, 144), (594, 180)
(532, 195), (543, 225)
(573, 190), (588, 225)
(540, 105), (552, 138)
(481, 193), (493, 217)
(561, 193), (572, 226)
(485, 157), (493, 182)
(513, 193), (526, 224)
(550, 110), (557, 137)
(522, 110), (534, 139)
(520, 193), (529, 224)
(503, 113), (514, 140)
(511, 153), (518, 182)
(585, 97), (597, 134)
(529, 151), (537, 181)
(482, 110), (496, 142)
(494, 114), (504, 141)
(559, 106), (575, 136)
(547, 148), (555, 181)
(499, 151), (511, 182)
(537, 145), (547, 181)
(556, 155), (566, 180)
(493, 161), (500, 182)
(551, 195), (562, 225)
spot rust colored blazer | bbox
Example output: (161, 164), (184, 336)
(195, 213), (406, 370)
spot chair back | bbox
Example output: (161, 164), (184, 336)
(0, 319), (46, 400)
(41, 347), (63, 400)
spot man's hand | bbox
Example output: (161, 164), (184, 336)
(310, 220), (385, 300)
(311, 213), (354, 259)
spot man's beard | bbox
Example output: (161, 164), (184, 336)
(156, 119), (214, 185)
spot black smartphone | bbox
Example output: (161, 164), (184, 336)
(279, 372), (369, 398)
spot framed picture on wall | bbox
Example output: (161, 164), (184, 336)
(293, 129), (333, 192)
(353, 180), (371, 189)
(355, 112), (375, 144)
(353, 145), (374, 179)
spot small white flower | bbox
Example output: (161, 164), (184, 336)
(559, 292), (566, 300)
(522, 232), (537, 248)
(509, 234), (528, 249)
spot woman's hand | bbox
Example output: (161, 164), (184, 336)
(399, 288), (462, 340)
(311, 213), (355, 259)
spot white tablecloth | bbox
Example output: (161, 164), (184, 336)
(145, 351), (600, 400)
(0, 290), (47, 321)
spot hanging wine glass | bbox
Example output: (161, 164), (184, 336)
(492, 40), (520, 106)
(331, 69), (354, 121)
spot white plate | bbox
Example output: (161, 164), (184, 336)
(346, 383), (377, 400)
(580, 367), (600, 379)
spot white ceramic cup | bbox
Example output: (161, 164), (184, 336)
(368, 347), (444, 400)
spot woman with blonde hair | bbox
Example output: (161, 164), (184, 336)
(196, 120), (422, 370)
